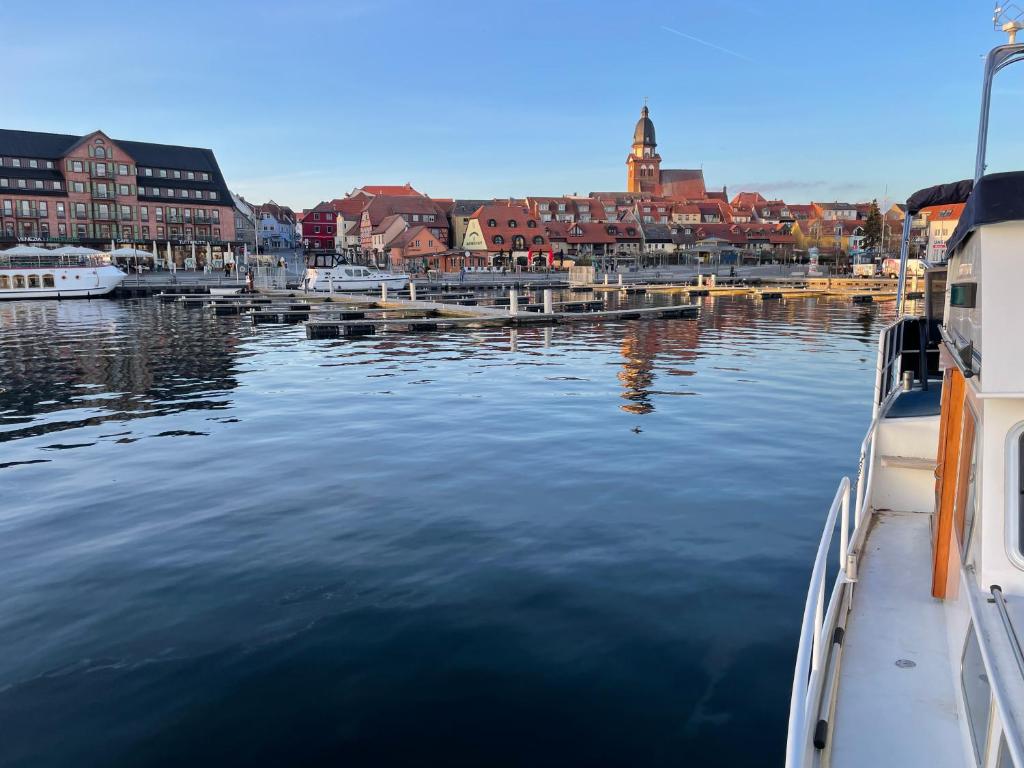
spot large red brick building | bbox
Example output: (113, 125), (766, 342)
(0, 128), (238, 264)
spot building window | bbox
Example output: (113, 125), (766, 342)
(159, 169), (167, 178)
(209, 192), (217, 200)
(56, 202), (65, 218)
(76, 224), (86, 238)
(29, 159), (38, 168)
(314, 213), (320, 220)
(487, 219), (497, 227)
(75, 203), (87, 218)
(17, 179), (26, 189)
(144, 168), (152, 176)
(95, 146), (106, 159)
(140, 206), (148, 221)
(46, 161), (53, 169)
(314, 226), (320, 233)
(142, 226), (150, 238)
(508, 219), (517, 227)
(493, 235), (504, 244)
(58, 223), (66, 237)
(201, 172), (209, 181)
(11, 159), (20, 168)
(157, 226), (164, 237)
(0, 179), (6, 188)
(173, 170), (181, 179)
(39, 202), (47, 216)
(53, 181), (61, 191)
(71, 160), (83, 173)
(533, 236), (543, 245)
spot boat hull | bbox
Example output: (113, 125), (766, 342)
(305, 269), (409, 292)
(0, 265), (126, 300)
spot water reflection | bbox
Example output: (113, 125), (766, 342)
(0, 293), (896, 768)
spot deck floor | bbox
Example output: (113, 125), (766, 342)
(829, 511), (966, 768)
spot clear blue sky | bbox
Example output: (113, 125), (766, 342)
(4, 0), (1022, 209)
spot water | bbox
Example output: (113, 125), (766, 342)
(0, 294), (891, 767)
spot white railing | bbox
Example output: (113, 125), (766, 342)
(787, 317), (919, 767)
(786, 476), (853, 768)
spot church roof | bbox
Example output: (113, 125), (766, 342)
(633, 105), (656, 146)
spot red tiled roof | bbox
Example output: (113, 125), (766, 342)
(362, 195), (448, 227)
(357, 183), (423, 197)
(920, 203), (966, 221)
(565, 221), (616, 245)
(471, 203), (549, 251)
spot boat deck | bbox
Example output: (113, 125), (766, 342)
(830, 511), (966, 768)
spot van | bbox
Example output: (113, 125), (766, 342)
(881, 258), (925, 279)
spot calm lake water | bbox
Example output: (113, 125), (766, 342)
(0, 293), (892, 767)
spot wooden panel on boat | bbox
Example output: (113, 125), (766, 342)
(932, 367), (965, 599)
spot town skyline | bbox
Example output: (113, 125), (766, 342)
(4, 1), (1023, 209)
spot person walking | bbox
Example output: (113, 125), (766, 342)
(459, 265), (466, 284)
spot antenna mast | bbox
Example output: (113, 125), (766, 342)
(994, 3), (1024, 42)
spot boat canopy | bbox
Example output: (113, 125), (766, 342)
(946, 170), (1024, 255)
(905, 179), (974, 215)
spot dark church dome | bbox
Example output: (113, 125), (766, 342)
(633, 105), (655, 146)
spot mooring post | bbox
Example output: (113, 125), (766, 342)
(543, 288), (553, 314)
(409, 281), (417, 301)
(618, 273), (623, 286)
(509, 288), (519, 316)
(697, 273), (703, 287)
(381, 283), (388, 302)
(604, 274), (609, 285)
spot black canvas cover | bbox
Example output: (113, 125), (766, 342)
(946, 171), (1024, 254)
(905, 179), (974, 215)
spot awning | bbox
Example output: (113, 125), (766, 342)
(946, 171), (1024, 255)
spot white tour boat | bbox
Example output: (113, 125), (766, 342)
(0, 246), (126, 300)
(786, 16), (1024, 768)
(303, 253), (409, 292)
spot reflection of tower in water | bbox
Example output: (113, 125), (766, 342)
(616, 317), (703, 414)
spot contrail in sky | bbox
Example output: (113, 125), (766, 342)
(660, 25), (755, 62)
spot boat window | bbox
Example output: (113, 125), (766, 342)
(27, 274), (40, 288)
(956, 408), (980, 557)
(961, 622), (992, 765)
(13, 275), (25, 289)
(0, 276), (8, 289)
(42, 274), (55, 288)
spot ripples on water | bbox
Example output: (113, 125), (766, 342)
(0, 293), (892, 767)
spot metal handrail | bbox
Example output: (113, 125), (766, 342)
(785, 476), (851, 768)
(962, 578), (1024, 766)
(991, 586), (1024, 681)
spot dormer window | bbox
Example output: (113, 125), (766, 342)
(487, 218), (497, 227)
(532, 236), (544, 245)
(493, 235), (504, 244)
(508, 219), (517, 228)
(527, 220), (537, 228)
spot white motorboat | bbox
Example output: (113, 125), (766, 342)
(303, 253), (408, 292)
(0, 247), (126, 300)
(786, 16), (1024, 768)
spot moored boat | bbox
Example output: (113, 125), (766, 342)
(303, 252), (409, 292)
(786, 16), (1024, 768)
(0, 246), (126, 300)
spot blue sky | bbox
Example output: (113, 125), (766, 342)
(3, 0), (1022, 209)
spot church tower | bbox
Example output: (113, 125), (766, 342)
(626, 103), (661, 195)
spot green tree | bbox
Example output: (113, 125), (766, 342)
(863, 199), (882, 252)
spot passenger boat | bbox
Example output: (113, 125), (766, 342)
(303, 253), (409, 292)
(0, 246), (126, 300)
(786, 18), (1024, 768)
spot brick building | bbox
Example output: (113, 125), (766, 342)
(0, 128), (238, 265)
